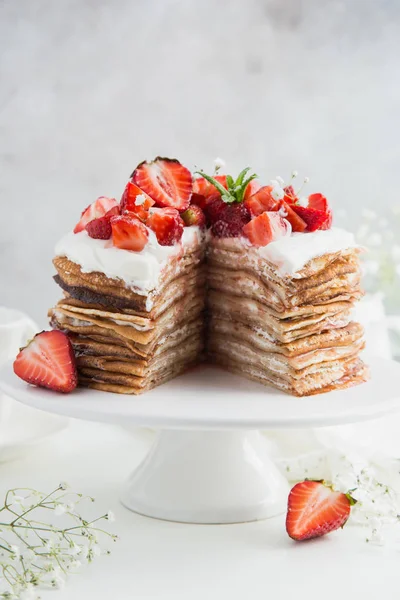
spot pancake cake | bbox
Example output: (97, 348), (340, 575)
(49, 157), (368, 396)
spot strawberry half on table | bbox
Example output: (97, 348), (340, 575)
(13, 330), (78, 393)
(132, 157), (193, 211)
(286, 480), (354, 541)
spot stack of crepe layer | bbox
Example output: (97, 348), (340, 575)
(207, 238), (367, 396)
(50, 242), (205, 394)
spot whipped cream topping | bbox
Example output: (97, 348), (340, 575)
(55, 227), (202, 294)
(254, 227), (358, 276)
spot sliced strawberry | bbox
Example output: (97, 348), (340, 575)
(110, 215), (149, 251)
(181, 205), (206, 228)
(73, 197), (119, 234)
(193, 175), (228, 201)
(243, 179), (261, 201)
(307, 193), (332, 230)
(278, 201), (307, 233)
(146, 207), (184, 246)
(292, 205), (330, 232)
(308, 193), (328, 212)
(283, 185), (298, 204)
(13, 330), (77, 393)
(120, 180), (155, 221)
(242, 211), (290, 246)
(286, 480), (352, 541)
(244, 186), (278, 217)
(132, 157), (192, 211)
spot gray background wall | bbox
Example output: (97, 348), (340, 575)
(1, 0), (399, 325)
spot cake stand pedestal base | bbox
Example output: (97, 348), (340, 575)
(120, 430), (289, 524)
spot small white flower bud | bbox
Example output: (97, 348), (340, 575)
(291, 170), (298, 178)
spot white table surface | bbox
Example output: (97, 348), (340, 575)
(0, 418), (398, 600)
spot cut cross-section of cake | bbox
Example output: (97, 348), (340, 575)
(47, 158), (368, 396)
(49, 158), (206, 394)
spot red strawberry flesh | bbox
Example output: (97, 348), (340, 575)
(181, 205), (206, 228)
(278, 201), (307, 232)
(242, 211), (290, 246)
(244, 185), (278, 217)
(146, 207), (184, 246)
(110, 215), (149, 251)
(13, 330), (77, 393)
(73, 197), (119, 234)
(286, 480), (351, 541)
(132, 157), (192, 211)
(292, 205), (330, 232)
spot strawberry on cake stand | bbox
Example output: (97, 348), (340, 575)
(2, 158), (400, 524)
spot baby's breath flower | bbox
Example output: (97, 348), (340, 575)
(291, 170), (298, 178)
(304, 176), (309, 183)
(275, 175), (285, 186)
(0, 485), (117, 598)
(105, 510), (116, 522)
(59, 482), (69, 491)
(54, 504), (67, 516)
(213, 157), (226, 171)
(297, 196), (309, 208)
(270, 180), (285, 201)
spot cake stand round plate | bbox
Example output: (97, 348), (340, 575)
(1, 357), (399, 524)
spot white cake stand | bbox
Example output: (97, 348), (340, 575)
(1, 357), (400, 524)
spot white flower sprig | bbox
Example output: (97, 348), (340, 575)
(0, 484), (118, 599)
(328, 453), (400, 545)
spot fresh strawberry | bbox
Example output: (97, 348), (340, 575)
(110, 215), (149, 251)
(307, 193), (332, 230)
(283, 185), (298, 204)
(193, 175), (228, 201)
(308, 193), (328, 212)
(242, 211), (290, 246)
(132, 157), (192, 211)
(190, 192), (207, 210)
(86, 216), (112, 239)
(85, 206), (119, 240)
(244, 185), (278, 217)
(146, 207), (184, 246)
(181, 205), (206, 228)
(13, 330), (77, 393)
(211, 204), (250, 238)
(286, 480), (353, 541)
(205, 197), (228, 224)
(120, 180), (155, 221)
(278, 201), (307, 232)
(292, 205), (330, 232)
(243, 179), (261, 201)
(73, 197), (119, 234)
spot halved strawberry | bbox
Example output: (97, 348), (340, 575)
(110, 215), (149, 251)
(308, 193), (328, 212)
(132, 157), (192, 211)
(146, 207), (184, 246)
(193, 175), (228, 201)
(292, 205), (330, 232)
(120, 180), (155, 221)
(85, 206), (119, 240)
(278, 201), (307, 232)
(243, 179), (262, 201)
(13, 330), (77, 393)
(242, 211), (290, 246)
(307, 193), (332, 230)
(73, 197), (119, 234)
(244, 186), (278, 217)
(181, 205), (206, 228)
(286, 480), (352, 541)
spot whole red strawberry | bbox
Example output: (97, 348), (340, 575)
(286, 480), (354, 541)
(13, 330), (77, 393)
(181, 205), (206, 228)
(211, 203), (250, 237)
